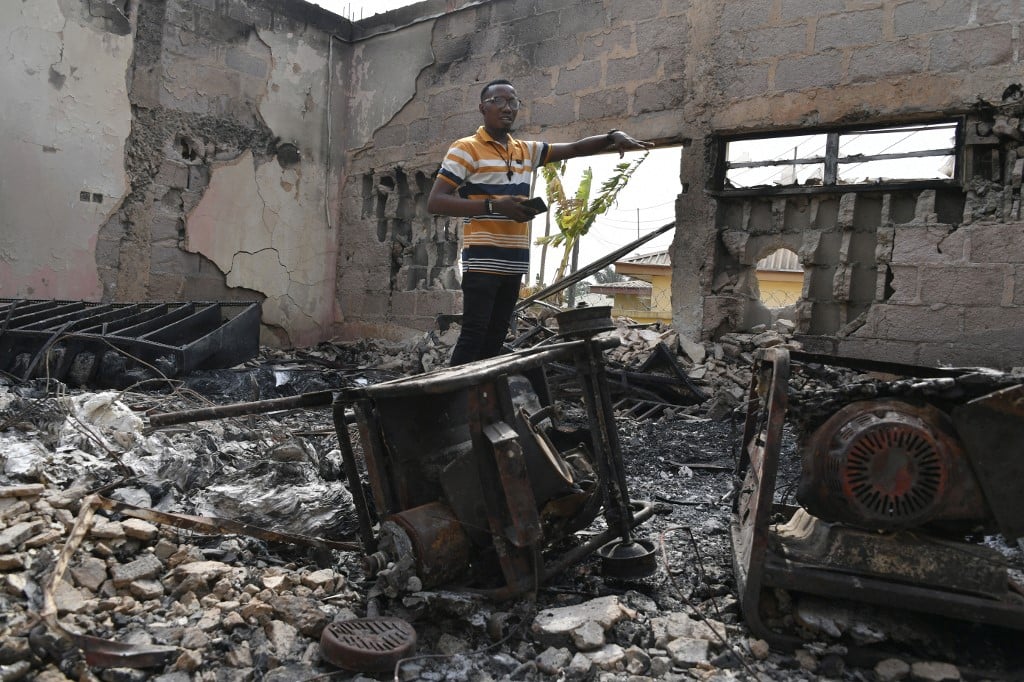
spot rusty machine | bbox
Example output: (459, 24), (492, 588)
(733, 346), (1024, 657)
(331, 329), (656, 600)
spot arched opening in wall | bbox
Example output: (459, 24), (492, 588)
(755, 248), (803, 324)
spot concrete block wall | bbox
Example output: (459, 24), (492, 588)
(3, 0), (1023, 366)
(672, 0), (1024, 368)
(333, 0), (691, 338)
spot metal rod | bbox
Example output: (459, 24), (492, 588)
(148, 390), (336, 427)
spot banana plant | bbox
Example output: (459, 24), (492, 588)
(536, 152), (648, 288)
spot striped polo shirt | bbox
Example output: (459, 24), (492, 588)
(437, 126), (550, 275)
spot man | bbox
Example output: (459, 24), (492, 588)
(427, 78), (652, 366)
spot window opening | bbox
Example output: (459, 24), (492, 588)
(722, 121), (959, 191)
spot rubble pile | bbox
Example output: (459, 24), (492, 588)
(0, 322), (1013, 681)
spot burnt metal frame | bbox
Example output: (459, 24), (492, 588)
(332, 337), (649, 597)
(0, 299), (261, 384)
(731, 346), (1024, 653)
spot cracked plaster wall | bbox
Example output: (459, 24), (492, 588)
(186, 27), (337, 347)
(0, 0), (133, 300)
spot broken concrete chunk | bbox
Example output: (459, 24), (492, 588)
(0, 521), (44, 553)
(71, 557), (109, 592)
(570, 619), (605, 651)
(531, 596), (636, 647)
(536, 646), (572, 674)
(650, 612), (725, 648)
(665, 637), (709, 667)
(910, 661), (961, 682)
(90, 516), (126, 541)
(121, 518), (159, 541)
(875, 658), (911, 682)
(0, 484), (45, 498)
(111, 553), (163, 587)
(585, 643), (626, 671)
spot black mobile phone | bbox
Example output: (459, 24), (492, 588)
(522, 196), (548, 214)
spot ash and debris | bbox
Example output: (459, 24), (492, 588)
(0, 317), (1020, 681)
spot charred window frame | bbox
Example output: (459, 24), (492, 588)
(711, 120), (963, 197)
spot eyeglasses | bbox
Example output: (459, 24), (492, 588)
(482, 96), (522, 111)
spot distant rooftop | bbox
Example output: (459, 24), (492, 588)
(617, 249), (802, 272)
(589, 279), (652, 294)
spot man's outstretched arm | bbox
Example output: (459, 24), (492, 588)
(546, 130), (653, 164)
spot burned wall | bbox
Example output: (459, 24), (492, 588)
(0, 0), (134, 300)
(672, 0), (1024, 369)
(332, 0), (690, 339)
(102, 0), (348, 348)
(0, 0), (348, 348)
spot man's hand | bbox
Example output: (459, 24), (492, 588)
(608, 130), (654, 158)
(494, 198), (543, 222)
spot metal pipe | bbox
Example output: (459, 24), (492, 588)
(147, 390), (337, 427)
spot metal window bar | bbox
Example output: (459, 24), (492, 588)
(723, 122), (958, 190)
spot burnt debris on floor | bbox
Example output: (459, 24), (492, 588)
(1, 320), (1023, 681)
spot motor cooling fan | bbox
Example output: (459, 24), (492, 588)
(797, 400), (990, 530)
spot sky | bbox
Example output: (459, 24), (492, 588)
(310, 0), (414, 21)
(310, 0), (682, 285)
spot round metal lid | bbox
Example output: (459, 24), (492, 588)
(320, 617), (417, 673)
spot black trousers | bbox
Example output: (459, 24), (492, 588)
(449, 271), (522, 366)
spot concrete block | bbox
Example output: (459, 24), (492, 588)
(636, 77), (687, 113)
(151, 214), (184, 242)
(720, 0), (774, 32)
(606, 52), (660, 86)
(968, 224), (1024, 263)
(780, 0), (845, 21)
(578, 88), (629, 120)
(157, 160), (190, 190)
(390, 291), (419, 317)
(225, 47), (269, 78)
(582, 26), (634, 61)
(531, 100), (577, 127)
(871, 303), (963, 342)
(918, 264), (1008, 305)
(95, 237), (122, 270)
(815, 10), (884, 49)
(929, 25), (1014, 72)
(834, 337), (920, 365)
(975, 0), (1024, 24)
(964, 305), (1024, 337)
(555, 61), (602, 95)
(848, 41), (926, 82)
(227, 2), (273, 30)
(510, 12), (564, 45)
(151, 244), (198, 275)
(533, 37), (583, 70)
(359, 292), (390, 317)
(725, 25), (807, 63)
(894, 0), (973, 36)
(373, 124), (408, 149)
(608, 0), (664, 23)
(773, 51), (843, 91)
(414, 289), (460, 315)
(888, 261), (921, 301)
(557, 2), (609, 37)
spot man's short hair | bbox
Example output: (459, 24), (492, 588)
(481, 79), (513, 101)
